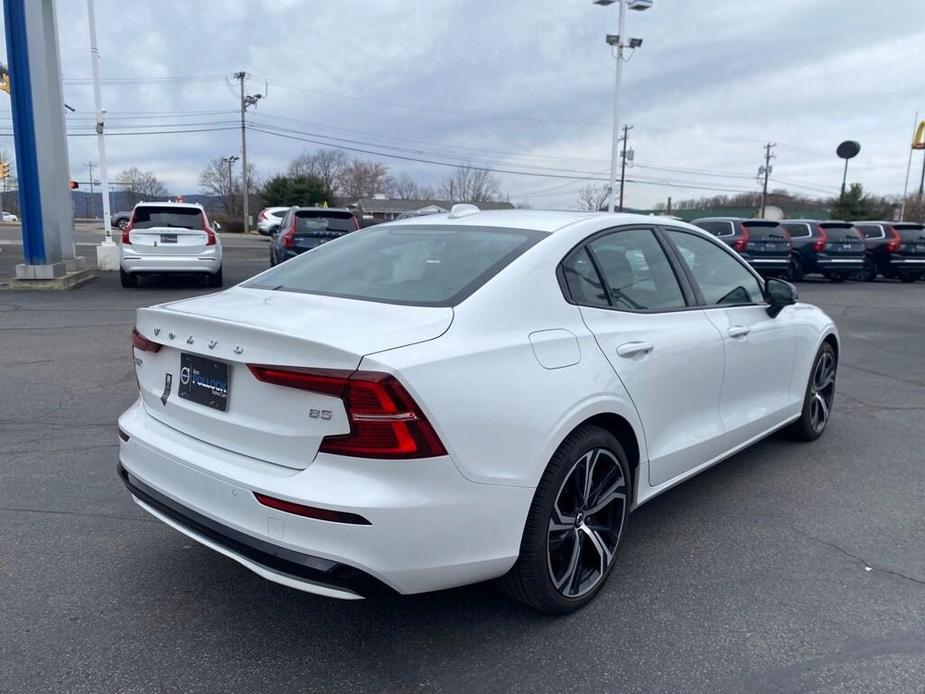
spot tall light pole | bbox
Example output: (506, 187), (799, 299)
(594, 0), (651, 213)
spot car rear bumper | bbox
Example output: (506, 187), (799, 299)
(117, 400), (533, 597)
(121, 248), (222, 274)
(890, 258), (925, 272)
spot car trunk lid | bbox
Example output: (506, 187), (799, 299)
(133, 287), (453, 469)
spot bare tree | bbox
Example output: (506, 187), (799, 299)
(339, 159), (393, 200)
(116, 167), (168, 207)
(198, 158), (256, 216)
(439, 166), (501, 204)
(288, 148), (347, 195)
(576, 184), (610, 211)
(393, 173), (422, 200)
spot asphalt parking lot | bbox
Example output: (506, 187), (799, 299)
(2, 232), (924, 693)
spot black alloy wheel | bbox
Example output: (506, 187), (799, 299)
(499, 425), (630, 613)
(789, 343), (837, 441)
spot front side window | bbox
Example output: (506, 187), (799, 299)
(247, 225), (546, 306)
(667, 229), (764, 306)
(578, 228), (686, 311)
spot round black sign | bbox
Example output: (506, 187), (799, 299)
(836, 140), (861, 159)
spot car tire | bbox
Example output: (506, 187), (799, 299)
(207, 267), (223, 288)
(787, 255), (804, 282)
(498, 425), (630, 614)
(117, 219), (128, 231)
(787, 342), (837, 442)
(119, 268), (138, 288)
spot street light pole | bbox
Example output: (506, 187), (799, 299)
(607, 1), (626, 213)
(86, 0), (112, 243)
(222, 155), (239, 217)
(594, 0), (650, 213)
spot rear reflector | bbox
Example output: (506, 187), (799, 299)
(247, 365), (447, 459)
(131, 328), (161, 352)
(253, 492), (371, 525)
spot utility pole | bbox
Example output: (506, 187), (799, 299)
(758, 142), (776, 219)
(222, 155), (239, 217)
(234, 71), (262, 232)
(666, 196), (672, 215)
(618, 124), (633, 211)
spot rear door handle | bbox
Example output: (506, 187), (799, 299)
(728, 325), (751, 339)
(616, 341), (654, 358)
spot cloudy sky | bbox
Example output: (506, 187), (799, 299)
(3, 0), (924, 209)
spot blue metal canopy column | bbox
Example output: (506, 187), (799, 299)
(4, 0), (83, 282)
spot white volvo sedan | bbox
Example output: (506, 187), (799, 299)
(118, 206), (838, 613)
(119, 202), (223, 288)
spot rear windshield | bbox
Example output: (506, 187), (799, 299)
(694, 220), (734, 237)
(855, 224), (884, 239)
(246, 225), (546, 306)
(742, 221), (787, 240)
(894, 223), (925, 241)
(294, 210), (356, 234)
(819, 223), (862, 241)
(132, 206), (204, 230)
(782, 223), (812, 238)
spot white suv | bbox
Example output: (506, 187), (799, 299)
(120, 202), (223, 288)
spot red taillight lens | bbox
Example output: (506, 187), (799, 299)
(131, 327), (161, 352)
(258, 209), (267, 221)
(353, 216), (360, 231)
(886, 228), (902, 253)
(201, 213), (216, 245)
(282, 217), (296, 248)
(121, 219), (133, 245)
(812, 227), (827, 252)
(253, 493), (371, 525)
(247, 365), (447, 459)
(733, 224), (749, 252)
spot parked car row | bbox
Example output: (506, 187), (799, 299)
(693, 217), (925, 283)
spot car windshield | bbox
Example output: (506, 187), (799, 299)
(247, 224), (546, 306)
(132, 206), (204, 230)
(293, 210), (355, 234)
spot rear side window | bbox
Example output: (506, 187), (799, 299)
(581, 228), (686, 311)
(782, 223), (812, 238)
(132, 206), (204, 230)
(695, 221), (734, 237)
(294, 210), (356, 234)
(247, 225), (545, 306)
(562, 250), (609, 308)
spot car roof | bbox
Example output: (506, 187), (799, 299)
(133, 201), (204, 210)
(377, 208), (684, 233)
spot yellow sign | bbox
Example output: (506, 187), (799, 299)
(914, 121), (925, 150)
(0, 161), (10, 179)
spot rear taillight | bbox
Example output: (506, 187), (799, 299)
(353, 216), (360, 231)
(258, 209), (267, 221)
(131, 327), (161, 352)
(886, 228), (902, 253)
(812, 227), (827, 252)
(247, 365), (447, 459)
(201, 213), (216, 245)
(121, 219), (133, 245)
(282, 217), (297, 248)
(733, 224), (749, 252)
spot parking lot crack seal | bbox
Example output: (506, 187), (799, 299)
(793, 527), (925, 588)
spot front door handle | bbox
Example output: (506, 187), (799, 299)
(616, 341), (654, 358)
(728, 325), (751, 339)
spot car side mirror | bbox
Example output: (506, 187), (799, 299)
(765, 277), (798, 318)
